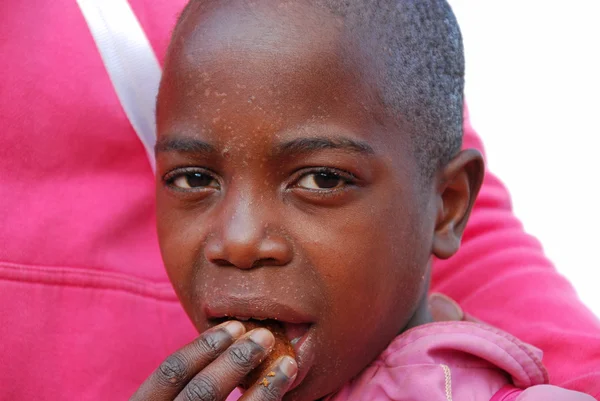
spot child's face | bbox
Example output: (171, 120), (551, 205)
(156, 2), (437, 400)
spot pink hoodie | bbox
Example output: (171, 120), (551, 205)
(326, 322), (594, 401)
(1, 1), (599, 400)
(224, 322), (594, 401)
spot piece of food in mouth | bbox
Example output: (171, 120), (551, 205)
(239, 320), (296, 389)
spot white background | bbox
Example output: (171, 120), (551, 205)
(448, 1), (600, 316)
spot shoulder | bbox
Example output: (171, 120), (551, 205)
(330, 322), (546, 400)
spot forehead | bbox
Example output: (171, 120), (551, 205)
(162, 3), (382, 120)
(174, 1), (344, 70)
(171, 2), (346, 91)
(157, 0), (416, 164)
(177, 1), (344, 62)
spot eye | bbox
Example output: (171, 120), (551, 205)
(165, 169), (220, 190)
(295, 171), (349, 190)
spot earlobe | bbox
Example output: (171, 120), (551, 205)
(432, 149), (484, 259)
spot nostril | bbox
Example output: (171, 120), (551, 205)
(251, 258), (280, 268)
(213, 259), (235, 267)
(212, 257), (281, 269)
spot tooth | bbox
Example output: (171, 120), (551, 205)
(236, 316), (250, 321)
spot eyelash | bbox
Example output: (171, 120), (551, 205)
(162, 166), (358, 196)
(291, 167), (357, 192)
(163, 167), (220, 192)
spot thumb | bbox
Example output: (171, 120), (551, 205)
(428, 293), (464, 322)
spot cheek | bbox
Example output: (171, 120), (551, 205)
(318, 209), (428, 329)
(296, 191), (432, 390)
(156, 195), (205, 301)
(307, 188), (430, 310)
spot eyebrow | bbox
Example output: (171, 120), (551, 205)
(155, 137), (216, 154)
(154, 136), (376, 157)
(275, 137), (375, 157)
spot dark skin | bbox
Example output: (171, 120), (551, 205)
(132, 1), (483, 401)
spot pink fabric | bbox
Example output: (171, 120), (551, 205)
(1, 1), (599, 400)
(0, 2), (196, 400)
(491, 386), (522, 401)
(321, 322), (594, 401)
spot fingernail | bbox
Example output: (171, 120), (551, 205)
(429, 293), (464, 322)
(222, 321), (245, 339)
(249, 328), (275, 349)
(279, 356), (298, 379)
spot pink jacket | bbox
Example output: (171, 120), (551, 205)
(326, 322), (594, 401)
(225, 322), (594, 401)
(1, 1), (599, 400)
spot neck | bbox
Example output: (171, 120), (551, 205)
(402, 268), (433, 332)
(403, 292), (433, 331)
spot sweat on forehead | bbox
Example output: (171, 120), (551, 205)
(162, 2), (375, 135)
(166, 0), (465, 178)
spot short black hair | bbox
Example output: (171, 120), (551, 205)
(172, 0), (464, 178)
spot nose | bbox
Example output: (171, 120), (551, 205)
(204, 195), (293, 270)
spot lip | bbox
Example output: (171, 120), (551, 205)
(204, 295), (316, 325)
(287, 325), (316, 391)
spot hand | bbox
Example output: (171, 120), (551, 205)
(131, 321), (298, 401)
(429, 292), (488, 325)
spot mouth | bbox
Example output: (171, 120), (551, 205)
(204, 298), (317, 390)
(210, 315), (311, 349)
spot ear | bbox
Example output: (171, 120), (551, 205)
(432, 149), (484, 259)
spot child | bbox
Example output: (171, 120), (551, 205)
(133, 1), (594, 400)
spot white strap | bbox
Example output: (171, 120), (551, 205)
(77, 0), (160, 172)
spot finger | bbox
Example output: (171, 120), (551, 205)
(240, 356), (298, 401)
(429, 293), (487, 324)
(130, 321), (246, 401)
(428, 293), (464, 322)
(174, 328), (275, 401)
